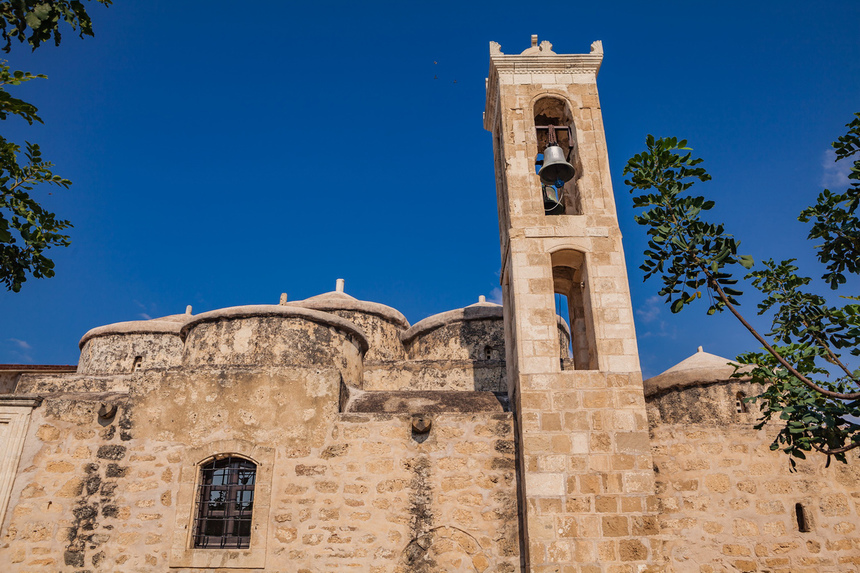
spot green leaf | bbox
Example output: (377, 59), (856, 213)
(625, 124), (860, 467)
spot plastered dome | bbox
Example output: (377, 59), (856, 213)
(180, 305), (367, 383)
(644, 346), (755, 425)
(77, 313), (192, 375)
(290, 283), (409, 362)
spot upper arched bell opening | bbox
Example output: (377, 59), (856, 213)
(533, 97), (582, 216)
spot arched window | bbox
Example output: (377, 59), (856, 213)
(551, 249), (597, 370)
(193, 456), (256, 549)
(533, 97), (581, 216)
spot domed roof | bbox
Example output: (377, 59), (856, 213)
(289, 281), (409, 329)
(643, 346), (751, 396)
(178, 304), (369, 353)
(401, 296), (505, 344)
(78, 314), (192, 349)
(148, 313), (192, 323)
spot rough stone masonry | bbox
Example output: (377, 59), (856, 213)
(0, 36), (858, 573)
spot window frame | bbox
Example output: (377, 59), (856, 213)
(169, 440), (273, 570)
(193, 455), (257, 550)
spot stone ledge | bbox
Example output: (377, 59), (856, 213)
(0, 394), (43, 407)
(346, 390), (509, 413)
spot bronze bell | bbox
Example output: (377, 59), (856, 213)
(538, 143), (576, 186)
(543, 184), (565, 215)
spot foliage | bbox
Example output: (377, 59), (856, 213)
(0, 0), (112, 52)
(0, 1), (110, 291)
(623, 117), (860, 467)
(0, 61), (71, 291)
(798, 113), (860, 289)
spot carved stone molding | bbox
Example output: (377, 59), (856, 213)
(0, 396), (42, 532)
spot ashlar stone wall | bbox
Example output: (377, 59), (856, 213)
(1, 371), (519, 572)
(649, 382), (860, 572)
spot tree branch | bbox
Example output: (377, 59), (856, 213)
(700, 263), (860, 400)
(811, 331), (857, 380)
(812, 441), (860, 455)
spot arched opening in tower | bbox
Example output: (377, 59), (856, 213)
(551, 249), (598, 370)
(533, 96), (581, 216)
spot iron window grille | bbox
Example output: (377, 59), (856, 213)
(193, 456), (256, 549)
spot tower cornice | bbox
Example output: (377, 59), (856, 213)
(488, 54), (603, 76)
(484, 40), (603, 131)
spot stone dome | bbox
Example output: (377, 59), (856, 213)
(402, 297), (570, 361)
(402, 297), (506, 361)
(644, 346), (757, 426)
(643, 346), (751, 396)
(79, 319), (184, 347)
(290, 282), (409, 361)
(292, 290), (409, 328)
(402, 299), (503, 343)
(77, 314), (193, 375)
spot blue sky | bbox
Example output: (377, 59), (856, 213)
(0, 1), (858, 378)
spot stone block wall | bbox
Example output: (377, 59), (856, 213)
(517, 369), (661, 571)
(266, 412), (519, 572)
(1, 379), (520, 572)
(363, 360), (508, 393)
(651, 423), (860, 572)
(0, 372), (19, 393)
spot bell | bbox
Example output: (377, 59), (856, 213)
(542, 184), (565, 215)
(538, 144), (575, 186)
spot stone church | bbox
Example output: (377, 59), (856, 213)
(0, 37), (858, 572)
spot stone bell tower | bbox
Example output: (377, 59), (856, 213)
(484, 37), (662, 571)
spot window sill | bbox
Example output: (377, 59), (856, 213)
(169, 546), (264, 569)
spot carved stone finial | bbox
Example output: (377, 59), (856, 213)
(185, 305), (192, 315)
(697, 346), (704, 353)
(590, 40), (604, 55)
(489, 41), (502, 55)
(479, 295), (486, 303)
(336, 278), (345, 293)
(279, 293), (288, 305)
(521, 36), (556, 56)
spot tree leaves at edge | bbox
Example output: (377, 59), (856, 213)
(623, 120), (860, 467)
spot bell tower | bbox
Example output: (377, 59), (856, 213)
(484, 37), (662, 571)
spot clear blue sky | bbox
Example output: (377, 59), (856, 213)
(1, 1), (858, 378)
